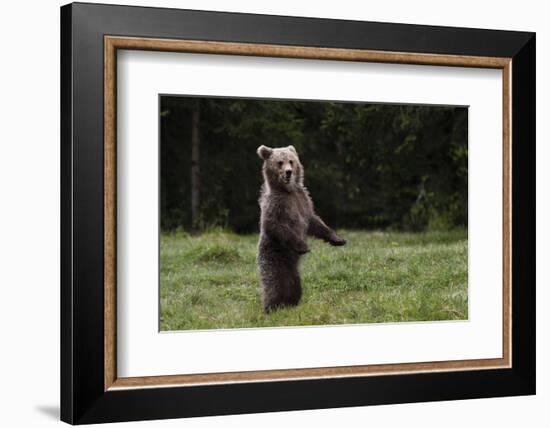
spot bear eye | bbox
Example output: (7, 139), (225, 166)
(278, 161), (283, 168)
(289, 160), (294, 166)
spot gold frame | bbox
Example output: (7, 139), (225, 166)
(104, 36), (512, 391)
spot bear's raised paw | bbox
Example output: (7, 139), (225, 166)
(329, 236), (347, 246)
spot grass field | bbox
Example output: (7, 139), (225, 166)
(160, 229), (468, 331)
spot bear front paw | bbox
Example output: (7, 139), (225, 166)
(329, 236), (347, 246)
(295, 241), (309, 254)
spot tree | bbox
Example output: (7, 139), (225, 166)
(160, 96), (468, 233)
(190, 99), (200, 230)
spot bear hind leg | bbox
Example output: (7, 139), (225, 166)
(262, 272), (301, 313)
(287, 270), (302, 306)
(262, 274), (288, 313)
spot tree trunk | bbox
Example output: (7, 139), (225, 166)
(190, 100), (200, 230)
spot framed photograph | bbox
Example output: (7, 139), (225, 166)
(60, 2), (535, 424)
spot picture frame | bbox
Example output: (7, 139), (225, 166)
(60, 2), (535, 424)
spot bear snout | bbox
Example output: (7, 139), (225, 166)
(285, 169), (292, 179)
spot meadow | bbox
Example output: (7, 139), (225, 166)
(160, 229), (468, 331)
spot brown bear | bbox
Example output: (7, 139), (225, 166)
(256, 145), (346, 312)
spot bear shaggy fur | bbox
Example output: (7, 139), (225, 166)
(256, 145), (346, 312)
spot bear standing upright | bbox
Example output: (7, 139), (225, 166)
(256, 145), (346, 312)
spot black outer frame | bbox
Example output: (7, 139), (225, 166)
(60, 2), (535, 424)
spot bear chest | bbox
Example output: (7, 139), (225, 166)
(283, 195), (309, 226)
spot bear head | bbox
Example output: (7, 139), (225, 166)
(257, 145), (304, 192)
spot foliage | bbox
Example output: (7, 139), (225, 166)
(160, 97), (468, 232)
(160, 229), (468, 330)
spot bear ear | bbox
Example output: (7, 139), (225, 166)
(287, 145), (298, 155)
(257, 145), (273, 160)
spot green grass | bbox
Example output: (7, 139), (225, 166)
(160, 228), (468, 331)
